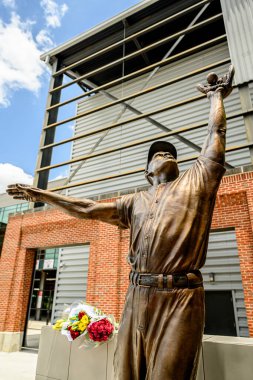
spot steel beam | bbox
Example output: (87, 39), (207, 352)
(124, 19), (150, 66)
(47, 58), (230, 113)
(46, 36), (226, 113)
(50, 14), (223, 94)
(44, 94), (204, 131)
(48, 141), (253, 192)
(36, 109), (253, 173)
(33, 58), (63, 200)
(47, 60), (229, 131)
(44, 36), (227, 130)
(53, 0), (212, 77)
(39, 109), (253, 154)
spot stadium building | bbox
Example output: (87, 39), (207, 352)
(0, 0), (253, 352)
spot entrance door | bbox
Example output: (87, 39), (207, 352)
(204, 290), (237, 336)
(23, 248), (59, 349)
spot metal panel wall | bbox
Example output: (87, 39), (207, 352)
(204, 230), (249, 337)
(220, 0), (253, 85)
(67, 42), (251, 198)
(249, 81), (253, 103)
(51, 244), (90, 323)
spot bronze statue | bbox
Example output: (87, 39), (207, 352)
(7, 66), (234, 380)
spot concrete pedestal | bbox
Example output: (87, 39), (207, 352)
(197, 335), (253, 380)
(0, 331), (23, 352)
(36, 327), (115, 380)
(36, 327), (253, 380)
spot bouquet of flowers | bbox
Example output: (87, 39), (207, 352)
(52, 301), (117, 348)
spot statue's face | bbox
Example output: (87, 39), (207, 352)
(147, 151), (179, 182)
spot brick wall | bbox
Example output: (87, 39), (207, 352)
(0, 171), (253, 335)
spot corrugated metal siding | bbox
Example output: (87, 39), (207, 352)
(67, 42), (251, 198)
(220, 0), (253, 85)
(249, 81), (253, 103)
(51, 245), (90, 323)
(204, 230), (249, 337)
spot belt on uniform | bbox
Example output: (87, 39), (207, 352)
(129, 270), (203, 289)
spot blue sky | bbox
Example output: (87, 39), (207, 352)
(0, 0), (140, 193)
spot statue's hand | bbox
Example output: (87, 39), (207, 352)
(6, 184), (42, 202)
(197, 64), (235, 98)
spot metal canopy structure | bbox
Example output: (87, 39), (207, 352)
(35, 0), (253, 197)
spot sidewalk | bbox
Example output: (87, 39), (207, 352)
(0, 350), (38, 380)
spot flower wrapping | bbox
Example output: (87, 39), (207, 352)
(52, 301), (117, 348)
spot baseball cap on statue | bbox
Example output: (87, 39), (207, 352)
(146, 141), (177, 169)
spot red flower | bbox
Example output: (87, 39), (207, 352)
(78, 311), (86, 320)
(69, 327), (80, 340)
(87, 318), (114, 342)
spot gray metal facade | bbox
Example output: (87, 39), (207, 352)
(67, 42), (250, 198)
(220, 0), (253, 85)
(51, 245), (90, 323)
(204, 230), (249, 337)
(36, 0), (253, 195)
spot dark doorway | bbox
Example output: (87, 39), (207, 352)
(204, 290), (237, 336)
(0, 222), (7, 255)
(23, 248), (59, 349)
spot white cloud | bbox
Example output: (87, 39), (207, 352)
(0, 1), (67, 106)
(50, 174), (66, 181)
(0, 163), (33, 194)
(40, 0), (68, 28)
(50, 168), (69, 181)
(0, 13), (52, 107)
(2, 0), (16, 9)
(36, 29), (54, 50)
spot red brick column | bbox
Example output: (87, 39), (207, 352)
(0, 215), (35, 332)
(212, 171), (253, 336)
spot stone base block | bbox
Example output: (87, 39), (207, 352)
(36, 326), (116, 380)
(0, 331), (23, 352)
(36, 328), (253, 380)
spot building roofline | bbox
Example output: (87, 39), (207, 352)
(40, 0), (159, 61)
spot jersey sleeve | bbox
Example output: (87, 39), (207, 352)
(116, 193), (136, 229)
(196, 155), (226, 191)
(178, 155), (226, 197)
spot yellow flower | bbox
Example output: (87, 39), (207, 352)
(53, 319), (65, 330)
(78, 315), (89, 332)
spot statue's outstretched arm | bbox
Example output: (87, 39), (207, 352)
(6, 184), (119, 226)
(197, 65), (235, 165)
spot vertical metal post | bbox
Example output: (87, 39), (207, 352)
(22, 249), (37, 348)
(50, 248), (62, 324)
(33, 57), (63, 206)
(35, 270), (46, 321)
(232, 290), (240, 337)
(238, 84), (253, 163)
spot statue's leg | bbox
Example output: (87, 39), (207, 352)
(145, 287), (205, 380)
(114, 285), (147, 380)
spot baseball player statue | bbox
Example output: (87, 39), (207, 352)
(7, 65), (234, 380)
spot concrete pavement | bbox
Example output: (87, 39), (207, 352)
(0, 350), (38, 380)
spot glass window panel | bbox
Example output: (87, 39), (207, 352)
(0, 203), (29, 224)
(45, 249), (55, 254)
(45, 253), (54, 259)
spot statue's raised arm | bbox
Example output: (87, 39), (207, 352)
(197, 65), (235, 165)
(6, 184), (119, 226)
